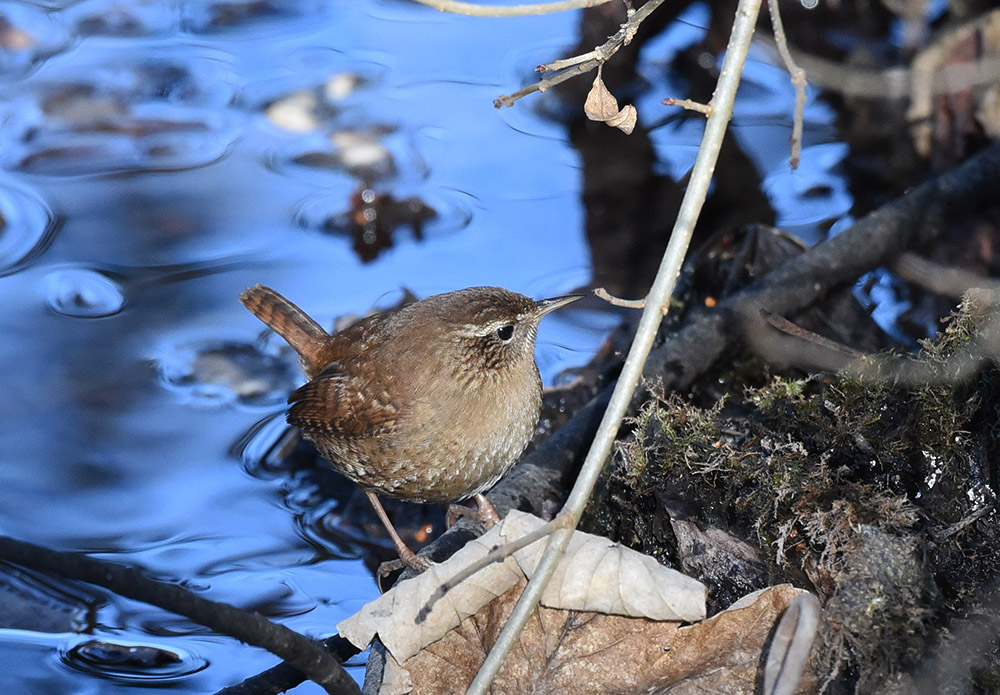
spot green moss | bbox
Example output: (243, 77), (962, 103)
(592, 294), (1000, 691)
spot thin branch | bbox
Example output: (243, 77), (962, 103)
(466, 0), (766, 692)
(759, 308), (866, 358)
(662, 97), (714, 115)
(417, 517), (565, 623)
(540, 50), (601, 72)
(494, 0), (668, 108)
(766, 0), (806, 169)
(593, 287), (648, 309)
(639, 141), (1000, 395)
(0, 536), (358, 695)
(892, 251), (1000, 297)
(215, 635), (359, 695)
(410, 0), (613, 17)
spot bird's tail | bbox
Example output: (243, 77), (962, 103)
(240, 285), (329, 377)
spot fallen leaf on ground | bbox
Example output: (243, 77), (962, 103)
(338, 510), (706, 662)
(504, 510), (706, 621)
(381, 583), (815, 695)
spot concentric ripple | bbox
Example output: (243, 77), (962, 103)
(63, 640), (207, 683)
(43, 267), (125, 318)
(0, 175), (57, 277)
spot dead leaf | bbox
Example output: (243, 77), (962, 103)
(338, 510), (706, 662)
(505, 511), (706, 621)
(387, 583), (815, 695)
(584, 72), (637, 134)
(337, 528), (524, 662)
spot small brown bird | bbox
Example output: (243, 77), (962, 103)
(240, 284), (580, 572)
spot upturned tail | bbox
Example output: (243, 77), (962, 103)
(240, 285), (330, 377)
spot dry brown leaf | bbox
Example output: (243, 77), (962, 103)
(338, 510), (706, 662)
(505, 511), (706, 621)
(584, 73), (637, 134)
(390, 583), (815, 695)
(337, 528), (524, 662)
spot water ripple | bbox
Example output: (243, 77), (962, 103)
(180, 0), (336, 36)
(44, 267), (125, 318)
(155, 339), (299, 408)
(0, 175), (57, 276)
(63, 640), (207, 683)
(293, 186), (474, 262)
(0, 3), (72, 81)
(0, 47), (243, 175)
(63, 0), (181, 39)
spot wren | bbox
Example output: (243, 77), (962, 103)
(240, 284), (581, 572)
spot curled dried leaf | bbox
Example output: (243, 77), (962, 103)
(584, 72), (637, 134)
(606, 104), (637, 134)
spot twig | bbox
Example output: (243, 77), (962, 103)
(466, 0), (765, 692)
(497, 61), (595, 107)
(410, 0), (613, 16)
(539, 50), (601, 72)
(0, 536), (358, 695)
(494, 0), (668, 108)
(759, 308), (866, 358)
(215, 635), (359, 695)
(766, 0), (806, 169)
(593, 287), (647, 309)
(639, 141), (1000, 396)
(892, 251), (1000, 297)
(662, 97), (714, 115)
(417, 518), (564, 622)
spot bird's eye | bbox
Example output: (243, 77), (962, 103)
(495, 324), (515, 342)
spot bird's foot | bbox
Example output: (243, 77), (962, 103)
(376, 548), (432, 589)
(446, 493), (501, 529)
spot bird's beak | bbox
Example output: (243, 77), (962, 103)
(534, 294), (583, 317)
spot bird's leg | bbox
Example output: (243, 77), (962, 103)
(446, 492), (501, 529)
(364, 490), (431, 579)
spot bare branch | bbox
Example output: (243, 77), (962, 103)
(766, 0), (806, 169)
(594, 287), (648, 309)
(410, 0), (614, 17)
(494, 0), (668, 108)
(662, 96), (714, 115)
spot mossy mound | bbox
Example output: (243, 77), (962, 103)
(587, 294), (1000, 692)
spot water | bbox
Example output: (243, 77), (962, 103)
(0, 1), (849, 692)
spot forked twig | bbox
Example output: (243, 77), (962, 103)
(494, 0), (668, 108)
(766, 0), (806, 169)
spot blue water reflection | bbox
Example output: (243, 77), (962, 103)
(0, 2), (591, 692)
(0, 1), (848, 693)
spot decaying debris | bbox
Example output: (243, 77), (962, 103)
(342, 508), (821, 695)
(339, 510), (707, 665)
(590, 293), (1000, 692)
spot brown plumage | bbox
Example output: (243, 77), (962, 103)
(239, 284), (580, 571)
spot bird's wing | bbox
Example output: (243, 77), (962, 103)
(287, 362), (400, 439)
